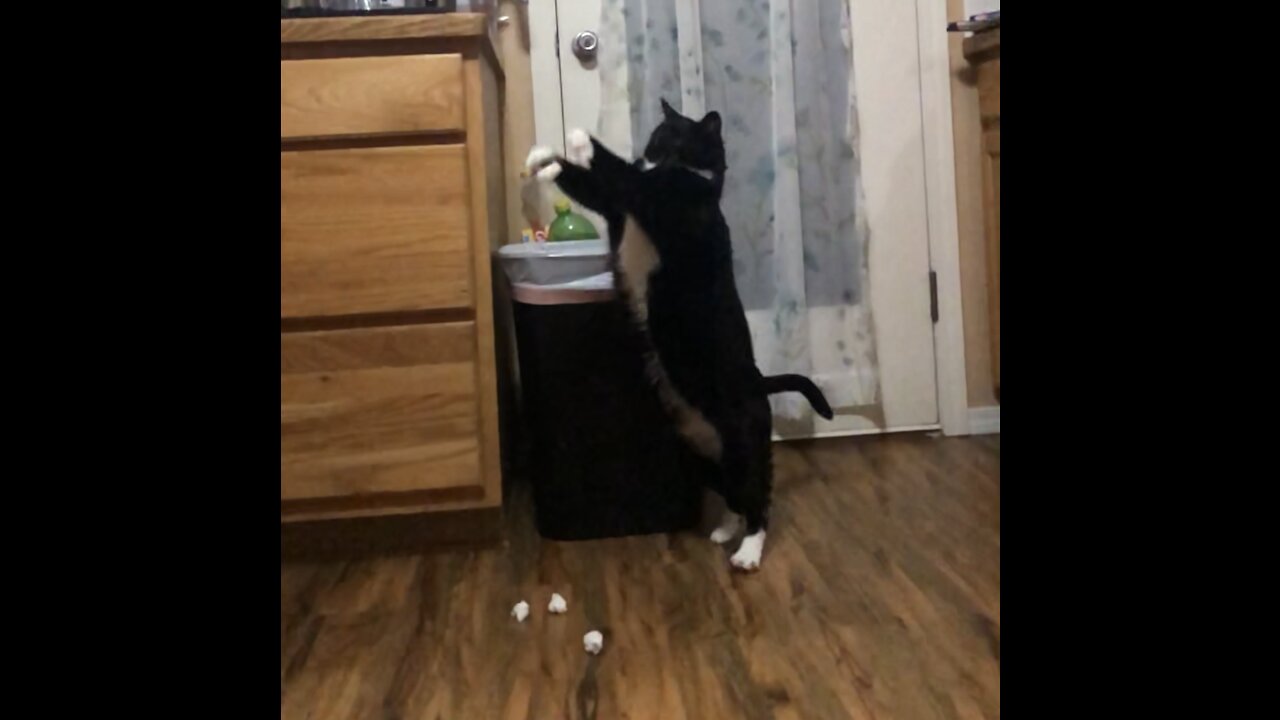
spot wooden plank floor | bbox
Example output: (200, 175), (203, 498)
(281, 433), (1000, 720)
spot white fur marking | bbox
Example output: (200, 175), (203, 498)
(730, 530), (766, 571)
(548, 593), (568, 614)
(618, 214), (722, 459)
(536, 161), (562, 181)
(683, 165), (715, 180)
(618, 215), (660, 319)
(583, 630), (604, 655)
(566, 128), (594, 167)
(710, 510), (742, 544)
(637, 159), (714, 180)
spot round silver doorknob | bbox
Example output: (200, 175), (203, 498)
(572, 31), (599, 60)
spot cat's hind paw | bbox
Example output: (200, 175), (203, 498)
(729, 530), (766, 572)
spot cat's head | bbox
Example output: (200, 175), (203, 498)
(641, 98), (726, 179)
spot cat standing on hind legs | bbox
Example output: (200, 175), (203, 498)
(526, 101), (833, 571)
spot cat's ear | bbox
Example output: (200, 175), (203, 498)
(700, 111), (722, 136)
(660, 98), (677, 118)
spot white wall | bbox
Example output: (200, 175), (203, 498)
(963, 0), (1000, 17)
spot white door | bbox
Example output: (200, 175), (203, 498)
(531, 0), (940, 435)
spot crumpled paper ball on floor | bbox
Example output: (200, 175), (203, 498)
(511, 601), (529, 623)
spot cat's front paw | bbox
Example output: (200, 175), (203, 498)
(565, 128), (594, 168)
(525, 145), (556, 174)
(536, 161), (562, 181)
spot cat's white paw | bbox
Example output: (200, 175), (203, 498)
(729, 530), (766, 571)
(536, 161), (562, 181)
(709, 511), (742, 545)
(565, 128), (594, 168)
(710, 526), (736, 544)
(525, 145), (555, 173)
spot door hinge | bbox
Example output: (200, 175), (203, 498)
(929, 271), (939, 324)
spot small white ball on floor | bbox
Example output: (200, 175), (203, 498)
(548, 593), (568, 614)
(583, 630), (604, 655)
(511, 600), (529, 623)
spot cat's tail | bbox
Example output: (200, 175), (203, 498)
(761, 374), (834, 420)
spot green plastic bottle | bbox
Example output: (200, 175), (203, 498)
(546, 199), (600, 242)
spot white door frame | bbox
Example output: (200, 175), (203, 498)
(527, 0), (972, 436)
(913, 0), (970, 435)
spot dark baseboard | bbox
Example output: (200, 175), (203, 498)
(281, 507), (502, 561)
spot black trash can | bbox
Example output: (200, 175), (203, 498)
(511, 282), (705, 540)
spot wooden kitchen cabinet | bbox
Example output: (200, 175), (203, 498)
(280, 14), (507, 534)
(281, 323), (482, 504)
(280, 145), (474, 318)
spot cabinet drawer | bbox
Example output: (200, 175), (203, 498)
(281, 54), (464, 139)
(281, 145), (472, 318)
(281, 322), (481, 502)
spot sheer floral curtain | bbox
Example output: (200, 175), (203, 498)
(596, 0), (880, 421)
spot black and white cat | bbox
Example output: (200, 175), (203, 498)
(525, 100), (832, 571)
